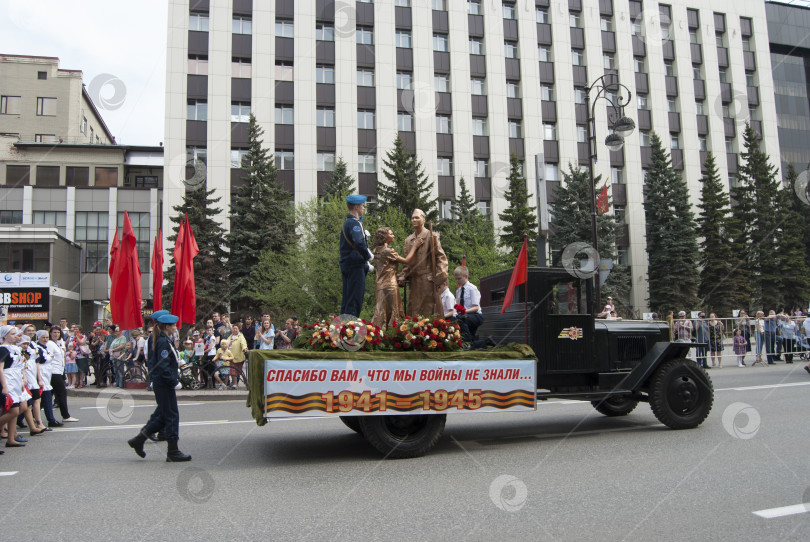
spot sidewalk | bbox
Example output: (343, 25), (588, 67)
(67, 385), (248, 401)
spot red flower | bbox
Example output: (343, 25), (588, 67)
(394, 342), (402, 349)
(423, 346), (430, 351)
(392, 320), (398, 327)
(412, 316), (419, 322)
(454, 304), (466, 316)
(433, 319), (441, 327)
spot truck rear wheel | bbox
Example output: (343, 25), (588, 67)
(649, 358), (713, 429)
(339, 416), (362, 434)
(359, 414), (446, 459)
(591, 396), (639, 417)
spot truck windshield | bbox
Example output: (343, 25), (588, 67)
(547, 280), (587, 315)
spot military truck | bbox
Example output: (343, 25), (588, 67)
(250, 267), (713, 458)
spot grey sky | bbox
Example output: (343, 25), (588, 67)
(1, 0), (167, 146)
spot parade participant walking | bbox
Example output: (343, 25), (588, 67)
(398, 209), (449, 317)
(0, 326), (25, 449)
(47, 326), (78, 423)
(127, 312), (191, 462)
(340, 194), (372, 317)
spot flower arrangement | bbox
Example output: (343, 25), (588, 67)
(385, 316), (463, 352)
(454, 304), (466, 316)
(298, 318), (383, 352)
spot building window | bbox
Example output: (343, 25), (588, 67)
(0, 210), (23, 224)
(576, 125), (587, 143)
(187, 100), (207, 121)
(504, 42), (518, 59)
(506, 82), (519, 98)
(275, 105), (294, 125)
(316, 23), (334, 41)
(690, 30), (699, 44)
(742, 37), (752, 52)
(189, 55), (209, 76)
(357, 69), (375, 87)
(749, 107), (759, 121)
(538, 46), (551, 62)
(435, 74), (450, 93)
(698, 136), (707, 151)
(508, 120), (522, 138)
(634, 57), (645, 74)
(233, 16), (252, 35)
(433, 0), (447, 8)
(543, 123), (556, 140)
(6, 165), (30, 187)
(436, 115), (451, 134)
(396, 31), (412, 49)
(611, 167), (624, 184)
(131, 176), (158, 188)
(66, 166), (89, 187)
(317, 108), (335, 127)
(613, 205), (625, 224)
(725, 139), (734, 154)
(231, 102), (250, 122)
(469, 38), (483, 55)
(667, 99), (678, 113)
(433, 34), (449, 53)
(474, 160), (488, 177)
(437, 157), (452, 176)
(186, 146), (207, 165)
(471, 78), (486, 95)
(722, 105), (731, 118)
(746, 73), (756, 87)
(477, 201), (491, 217)
(603, 54), (615, 70)
(317, 152), (336, 172)
(716, 33), (724, 47)
(316, 65), (335, 84)
(637, 94), (648, 110)
(671, 135), (680, 150)
(631, 21), (642, 35)
(664, 62), (675, 77)
(545, 163), (559, 181)
(440, 199), (453, 220)
(570, 14), (581, 28)
(117, 212), (150, 271)
(540, 85), (554, 101)
(537, 8), (548, 23)
(395, 0), (411, 6)
(232, 58), (251, 78)
(357, 110), (376, 130)
(189, 12), (209, 31)
(275, 62), (293, 81)
(468, 0), (481, 15)
(574, 88), (585, 104)
(503, 3), (515, 20)
(275, 150), (294, 170)
(601, 18), (613, 31)
(396, 72), (413, 90)
(94, 167), (118, 187)
(639, 131), (651, 147)
(36, 97), (57, 116)
(358, 154), (376, 173)
(398, 112), (413, 132)
(718, 69), (728, 84)
(472, 117), (488, 136)
(571, 51), (583, 66)
(275, 19), (293, 38)
(356, 27), (374, 45)
(34, 134), (57, 143)
(695, 101), (705, 115)
(0, 96), (21, 115)
(75, 212), (109, 273)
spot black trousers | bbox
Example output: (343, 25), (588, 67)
(341, 266), (366, 317)
(50, 373), (71, 419)
(143, 377), (180, 442)
(454, 313), (484, 342)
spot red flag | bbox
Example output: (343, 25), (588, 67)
(151, 228), (164, 311)
(501, 238), (528, 314)
(108, 227), (119, 278)
(109, 211), (144, 330)
(171, 214), (200, 325)
(596, 183), (609, 215)
(461, 254), (466, 267)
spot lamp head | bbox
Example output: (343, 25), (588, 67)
(613, 116), (636, 138)
(604, 133), (624, 152)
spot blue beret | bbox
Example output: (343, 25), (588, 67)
(156, 313), (179, 324)
(151, 310), (169, 319)
(346, 194), (367, 204)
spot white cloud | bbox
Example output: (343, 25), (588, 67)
(1, 0), (167, 145)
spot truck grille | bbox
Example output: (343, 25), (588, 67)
(617, 336), (647, 362)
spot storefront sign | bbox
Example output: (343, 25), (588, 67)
(0, 273), (50, 288)
(0, 287), (50, 320)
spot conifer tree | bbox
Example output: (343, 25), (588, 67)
(736, 123), (781, 309)
(696, 152), (744, 314)
(323, 157), (355, 198)
(776, 165), (810, 309)
(226, 114), (293, 312)
(548, 164), (630, 312)
(450, 176), (477, 222)
(377, 135), (438, 223)
(163, 185), (229, 323)
(642, 133), (699, 314)
(498, 154), (537, 264)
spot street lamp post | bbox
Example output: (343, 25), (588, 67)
(584, 74), (635, 313)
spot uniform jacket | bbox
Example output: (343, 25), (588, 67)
(148, 332), (180, 383)
(339, 214), (369, 271)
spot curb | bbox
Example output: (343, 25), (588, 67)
(66, 387), (248, 402)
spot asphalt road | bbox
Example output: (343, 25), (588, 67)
(1, 363), (809, 541)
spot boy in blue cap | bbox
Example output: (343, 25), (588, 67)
(339, 194), (372, 317)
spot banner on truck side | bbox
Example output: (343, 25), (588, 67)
(264, 359), (536, 417)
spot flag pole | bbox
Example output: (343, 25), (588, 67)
(523, 234), (528, 345)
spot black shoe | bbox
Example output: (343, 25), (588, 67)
(16, 420), (27, 429)
(485, 336), (497, 347)
(786, 361), (793, 364)
(127, 433), (147, 458)
(146, 431), (166, 442)
(804, 366), (810, 374)
(166, 441), (191, 462)
(48, 420), (64, 428)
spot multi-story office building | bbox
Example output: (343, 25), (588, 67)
(0, 54), (164, 324)
(165, 0), (780, 314)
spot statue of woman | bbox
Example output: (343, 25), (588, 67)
(371, 228), (423, 329)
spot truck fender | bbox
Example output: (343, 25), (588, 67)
(617, 342), (699, 392)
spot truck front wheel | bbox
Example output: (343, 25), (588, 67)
(359, 414), (446, 459)
(649, 358), (713, 429)
(591, 396), (639, 417)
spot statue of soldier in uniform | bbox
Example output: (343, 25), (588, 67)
(398, 209), (448, 317)
(339, 194), (372, 317)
